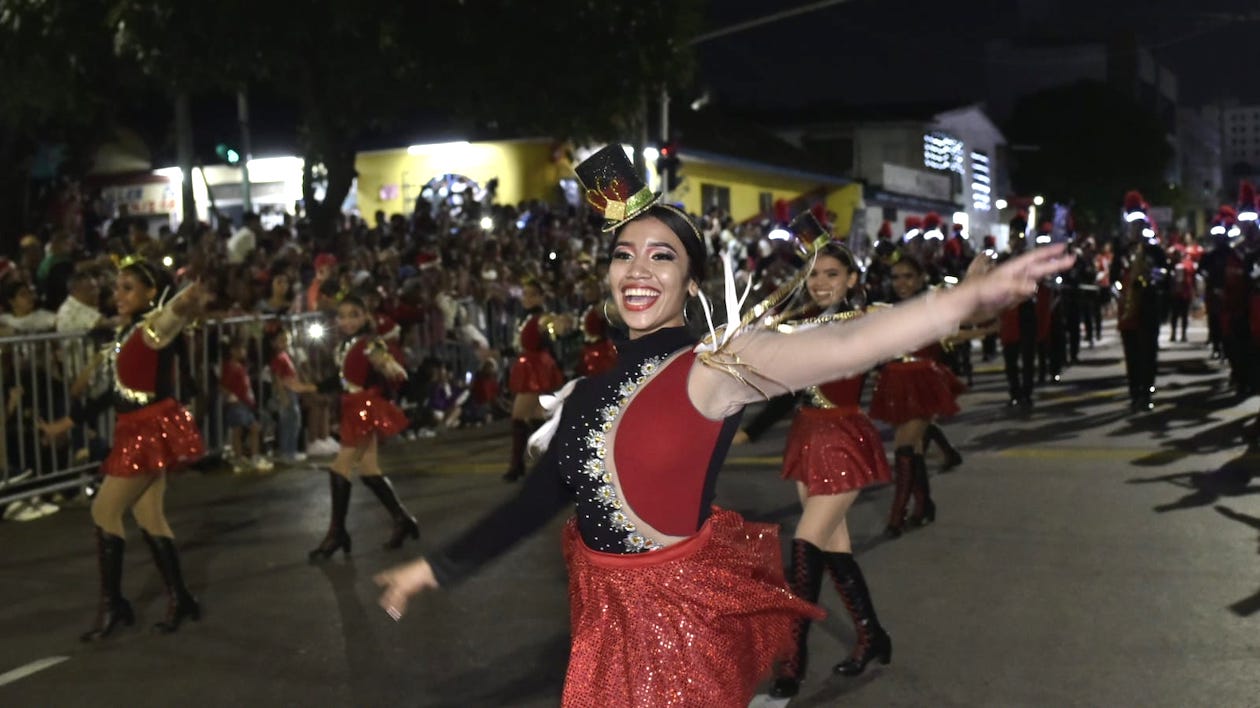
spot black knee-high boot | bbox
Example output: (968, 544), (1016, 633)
(502, 419), (531, 482)
(923, 422), (963, 471)
(885, 447), (914, 538)
(141, 531), (201, 633)
(309, 471), (352, 562)
(770, 539), (826, 698)
(909, 453), (936, 526)
(361, 475), (420, 549)
(81, 527), (134, 641)
(828, 552), (892, 676)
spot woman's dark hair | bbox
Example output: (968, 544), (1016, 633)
(891, 251), (926, 277)
(815, 242), (859, 273)
(612, 204), (706, 284)
(338, 292), (369, 313)
(120, 259), (174, 308)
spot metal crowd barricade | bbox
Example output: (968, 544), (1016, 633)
(0, 313), (327, 510)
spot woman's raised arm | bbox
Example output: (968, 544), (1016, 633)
(689, 245), (1075, 419)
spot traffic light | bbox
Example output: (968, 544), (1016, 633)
(656, 141), (683, 191)
(216, 143), (241, 165)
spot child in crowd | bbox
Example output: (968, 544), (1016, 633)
(267, 327), (318, 465)
(463, 359), (502, 426)
(220, 338), (272, 473)
(426, 361), (468, 430)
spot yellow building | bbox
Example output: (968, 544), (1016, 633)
(356, 138), (859, 234)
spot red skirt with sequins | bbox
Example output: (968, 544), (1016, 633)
(578, 339), (617, 377)
(103, 398), (204, 477)
(508, 351), (564, 394)
(561, 508), (824, 708)
(782, 406), (890, 496)
(869, 359), (965, 425)
(339, 390), (409, 447)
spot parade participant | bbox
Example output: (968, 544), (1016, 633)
(999, 221), (1038, 408)
(1222, 184), (1260, 399)
(1110, 191), (1168, 412)
(374, 144), (1071, 707)
(501, 278), (567, 482)
(38, 258), (208, 640)
(1031, 222), (1065, 385)
(864, 221), (898, 305)
(576, 277), (618, 376)
(766, 217), (892, 699)
(1201, 206), (1236, 359)
(308, 293), (418, 561)
(1166, 249), (1194, 343)
(870, 253), (965, 537)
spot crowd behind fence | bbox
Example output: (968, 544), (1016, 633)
(0, 299), (588, 509)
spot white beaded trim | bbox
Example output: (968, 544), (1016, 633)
(582, 355), (666, 552)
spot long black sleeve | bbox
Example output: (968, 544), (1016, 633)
(741, 392), (797, 442)
(427, 443), (571, 587)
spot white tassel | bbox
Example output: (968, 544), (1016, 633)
(527, 378), (581, 456)
(696, 243), (753, 353)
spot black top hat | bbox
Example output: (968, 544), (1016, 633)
(788, 210), (834, 257)
(574, 144), (658, 232)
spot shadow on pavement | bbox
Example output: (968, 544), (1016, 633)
(1125, 452), (1260, 513)
(422, 631), (569, 707)
(1212, 505), (1260, 617)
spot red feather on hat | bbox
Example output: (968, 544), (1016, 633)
(877, 220), (893, 239)
(774, 199), (791, 224)
(810, 202), (828, 226)
(1218, 205), (1237, 221)
(904, 215), (922, 230)
(1123, 190), (1144, 212)
(922, 211), (941, 230)
(1239, 181), (1256, 208)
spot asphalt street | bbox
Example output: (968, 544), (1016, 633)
(1, 322), (1258, 707)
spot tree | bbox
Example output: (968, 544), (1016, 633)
(0, 1), (121, 241)
(1005, 80), (1173, 234)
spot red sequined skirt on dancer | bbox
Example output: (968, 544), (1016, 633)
(339, 390), (409, 447)
(103, 398), (205, 477)
(509, 351), (564, 394)
(578, 340), (617, 377)
(561, 508), (824, 707)
(782, 406), (891, 496)
(869, 359), (965, 425)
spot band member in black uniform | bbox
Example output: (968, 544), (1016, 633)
(1200, 206), (1236, 360)
(1222, 183), (1260, 401)
(998, 220), (1038, 408)
(1109, 191), (1168, 412)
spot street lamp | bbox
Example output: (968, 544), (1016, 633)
(994, 198), (1008, 210)
(1033, 195), (1045, 206)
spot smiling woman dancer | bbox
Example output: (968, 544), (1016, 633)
(40, 259), (208, 641)
(766, 217), (892, 699)
(375, 145), (1073, 707)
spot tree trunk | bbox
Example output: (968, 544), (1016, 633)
(303, 145), (356, 248)
(174, 92), (197, 234)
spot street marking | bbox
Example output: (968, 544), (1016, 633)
(0, 656), (69, 687)
(995, 447), (1260, 462)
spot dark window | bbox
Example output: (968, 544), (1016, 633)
(759, 191), (773, 217)
(701, 184), (731, 215)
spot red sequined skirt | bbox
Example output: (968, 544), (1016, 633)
(508, 350), (564, 394)
(339, 390), (409, 447)
(782, 406), (890, 496)
(103, 398), (204, 477)
(578, 339), (617, 377)
(870, 359), (964, 425)
(561, 508), (824, 707)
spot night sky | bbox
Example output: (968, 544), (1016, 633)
(696, 0), (1260, 111)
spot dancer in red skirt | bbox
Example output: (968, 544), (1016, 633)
(769, 238), (893, 698)
(870, 254), (967, 538)
(308, 293), (419, 561)
(40, 259), (208, 640)
(576, 277), (618, 377)
(502, 278), (566, 481)
(374, 145), (1073, 707)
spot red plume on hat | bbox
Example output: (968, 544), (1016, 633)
(903, 215), (922, 230)
(1218, 205), (1238, 223)
(810, 202), (828, 228)
(1239, 181), (1257, 210)
(1039, 221), (1053, 233)
(877, 220), (893, 239)
(922, 211), (942, 230)
(1123, 190), (1145, 213)
(773, 199), (791, 224)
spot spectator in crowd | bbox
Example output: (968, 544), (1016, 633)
(56, 271), (107, 334)
(266, 327), (317, 465)
(219, 338), (271, 474)
(0, 281), (57, 335)
(37, 231), (77, 309)
(226, 212), (262, 265)
(306, 253), (338, 312)
(258, 269), (298, 315)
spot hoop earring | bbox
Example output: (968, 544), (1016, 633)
(602, 299), (614, 326)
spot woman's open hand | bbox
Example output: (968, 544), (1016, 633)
(962, 244), (1075, 319)
(374, 557), (439, 621)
